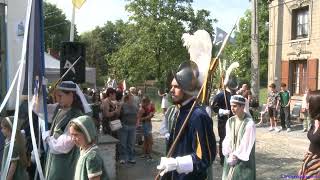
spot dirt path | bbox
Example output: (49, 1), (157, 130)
(151, 113), (309, 180)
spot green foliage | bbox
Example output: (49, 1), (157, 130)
(259, 87), (268, 105)
(80, 28), (107, 75)
(96, 75), (108, 87)
(80, 20), (127, 84)
(223, 1), (269, 86)
(76, 0), (216, 88)
(187, 9), (217, 35)
(257, 0), (269, 87)
(44, 2), (78, 51)
(107, 0), (215, 88)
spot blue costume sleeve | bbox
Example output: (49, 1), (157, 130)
(212, 91), (233, 117)
(212, 93), (223, 113)
(189, 108), (216, 172)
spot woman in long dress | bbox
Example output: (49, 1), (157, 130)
(42, 81), (90, 180)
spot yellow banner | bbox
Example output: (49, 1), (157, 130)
(72, 0), (86, 9)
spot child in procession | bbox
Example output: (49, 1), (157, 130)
(69, 115), (109, 180)
(1, 117), (28, 180)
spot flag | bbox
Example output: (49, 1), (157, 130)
(72, 0), (86, 9)
(214, 27), (227, 45)
(23, 0), (48, 123)
(214, 27), (236, 46)
(1, 0), (47, 179)
(24, 0), (48, 178)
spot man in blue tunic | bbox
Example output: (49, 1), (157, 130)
(157, 62), (216, 180)
(212, 75), (238, 166)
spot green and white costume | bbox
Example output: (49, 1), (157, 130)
(74, 145), (108, 180)
(1, 140), (28, 180)
(71, 115), (109, 180)
(44, 107), (82, 180)
(222, 113), (256, 180)
(159, 105), (178, 137)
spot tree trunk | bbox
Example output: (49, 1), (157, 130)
(156, 48), (161, 85)
(251, 0), (260, 101)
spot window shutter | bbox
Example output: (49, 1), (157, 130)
(307, 58), (318, 91)
(281, 60), (289, 86)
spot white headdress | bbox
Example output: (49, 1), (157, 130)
(182, 30), (212, 86)
(223, 62), (239, 86)
(58, 81), (92, 113)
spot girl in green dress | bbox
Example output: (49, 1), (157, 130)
(1, 117), (28, 180)
(69, 115), (109, 180)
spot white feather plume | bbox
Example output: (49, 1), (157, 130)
(223, 62), (239, 86)
(182, 30), (212, 85)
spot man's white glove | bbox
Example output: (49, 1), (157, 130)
(157, 157), (178, 176)
(157, 155), (193, 176)
(176, 155), (193, 174)
(164, 133), (170, 140)
(219, 109), (230, 116)
(42, 130), (51, 142)
(227, 154), (238, 166)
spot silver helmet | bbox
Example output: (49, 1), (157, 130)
(173, 61), (200, 96)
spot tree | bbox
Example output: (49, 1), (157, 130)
(80, 20), (127, 85)
(108, 0), (215, 87)
(187, 9), (217, 35)
(80, 27), (106, 73)
(44, 2), (78, 52)
(223, 0), (268, 87)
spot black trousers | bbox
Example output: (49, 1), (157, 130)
(280, 106), (291, 129)
(218, 117), (228, 165)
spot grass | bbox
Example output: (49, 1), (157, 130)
(259, 88), (268, 105)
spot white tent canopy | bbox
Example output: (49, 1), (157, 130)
(45, 53), (96, 86)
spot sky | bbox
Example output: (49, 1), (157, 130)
(45, 0), (250, 34)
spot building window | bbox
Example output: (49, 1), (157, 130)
(290, 60), (307, 95)
(292, 6), (309, 40)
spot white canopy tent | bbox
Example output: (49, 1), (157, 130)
(45, 53), (96, 87)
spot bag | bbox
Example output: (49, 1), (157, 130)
(109, 119), (122, 131)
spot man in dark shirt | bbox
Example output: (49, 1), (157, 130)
(278, 83), (291, 132)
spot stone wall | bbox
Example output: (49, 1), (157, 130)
(98, 134), (119, 180)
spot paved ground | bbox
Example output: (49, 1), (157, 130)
(117, 113), (309, 180)
(116, 148), (160, 180)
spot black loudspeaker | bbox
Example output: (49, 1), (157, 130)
(60, 42), (86, 83)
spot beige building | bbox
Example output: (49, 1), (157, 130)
(268, 0), (319, 99)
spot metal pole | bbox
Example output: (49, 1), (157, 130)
(251, 0), (260, 101)
(0, 1), (7, 113)
(69, 5), (75, 41)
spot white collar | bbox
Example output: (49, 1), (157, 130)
(80, 144), (98, 156)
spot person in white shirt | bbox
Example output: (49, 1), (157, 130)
(222, 95), (256, 180)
